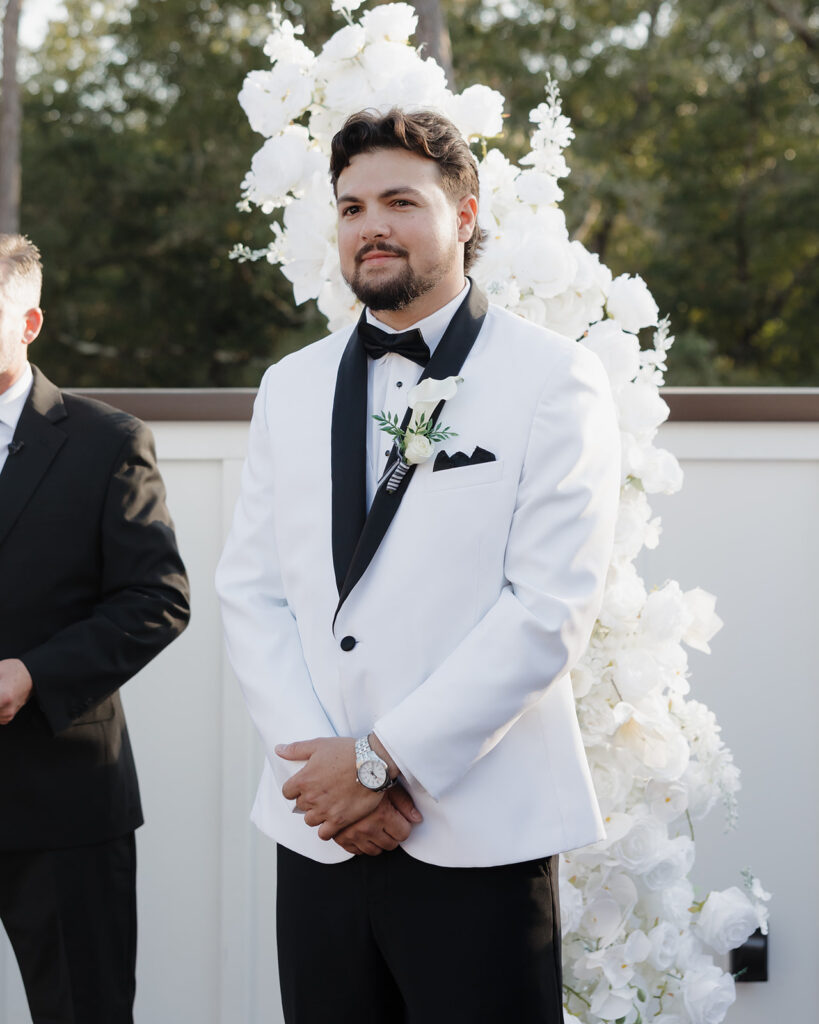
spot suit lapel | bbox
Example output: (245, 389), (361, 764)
(330, 313), (369, 594)
(332, 283), (489, 623)
(0, 366), (67, 550)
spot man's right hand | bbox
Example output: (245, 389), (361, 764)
(333, 785), (422, 856)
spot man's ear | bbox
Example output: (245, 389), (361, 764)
(456, 195), (479, 243)
(22, 308), (44, 346)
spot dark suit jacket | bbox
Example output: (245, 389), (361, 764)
(0, 366), (190, 851)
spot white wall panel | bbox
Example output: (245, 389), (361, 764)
(2, 418), (816, 1023)
(639, 422), (819, 1024)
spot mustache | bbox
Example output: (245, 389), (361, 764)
(355, 242), (409, 264)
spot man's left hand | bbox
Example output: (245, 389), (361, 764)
(277, 737), (383, 840)
(0, 659), (33, 725)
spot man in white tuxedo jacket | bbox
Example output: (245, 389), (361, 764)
(216, 109), (620, 1023)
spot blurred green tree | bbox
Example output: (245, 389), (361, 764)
(20, 0), (326, 386)
(13, 0), (819, 385)
(445, 0), (819, 384)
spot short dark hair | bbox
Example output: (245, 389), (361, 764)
(330, 108), (486, 272)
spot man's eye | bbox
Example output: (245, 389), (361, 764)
(341, 206), (359, 217)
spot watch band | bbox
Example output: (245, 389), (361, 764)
(355, 736), (395, 791)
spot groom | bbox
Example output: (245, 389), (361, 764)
(217, 108), (620, 1022)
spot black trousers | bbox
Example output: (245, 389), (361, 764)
(277, 844), (563, 1024)
(0, 833), (137, 1024)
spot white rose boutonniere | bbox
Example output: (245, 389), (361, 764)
(373, 375), (463, 491)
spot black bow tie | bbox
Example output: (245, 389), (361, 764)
(358, 321), (430, 367)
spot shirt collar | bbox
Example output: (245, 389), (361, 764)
(365, 279), (470, 357)
(0, 362), (34, 431)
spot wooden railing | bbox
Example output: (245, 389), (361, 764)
(68, 387), (819, 422)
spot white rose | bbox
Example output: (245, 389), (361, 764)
(612, 647), (660, 703)
(616, 713), (690, 781)
(682, 587), (723, 654)
(657, 878), (696, 929)
(640, 581), (691, 646)
(612, 814), (666, 873)
(577, 693), (617, 743)
(643, 835), (695, 891)
(543, 287), (604, 340)
(239, 68), (313, 138)
(360, 2), (418, 44)
(582, 320), (641, 389)
(403, 433), (434, 465)
(245, 129), (327, 210)
(571, 240), (612, 295)
(589, 749), (634, 814)
(318, 23), (366, 63)
(607, 273), (659, 333)
(697, 887), (760, 955)
(478, 149), (520, 222)
(514, 168), (563, 206)
(612, 487), (662, 560)
(645, 779), (689, 823)
(560, 879), (585, 932)
(647, 921), (681, 970)
(322, 64), (374, 116)
(445, 84), (505, 139)
(683, 959), (736, 1024)
(616, 381), (670, 438)
(682, 761), (720, 821)
(639, 444), (684, 495)
(515, 293), (548, 326)
(598, 562), (648, 628)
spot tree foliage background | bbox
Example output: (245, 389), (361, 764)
(3, 0), (817, 386)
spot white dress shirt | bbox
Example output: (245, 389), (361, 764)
(365, 281), (469, 507)
(0, 363), (33, 476)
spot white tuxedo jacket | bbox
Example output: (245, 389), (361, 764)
(216, 287), (620, 867)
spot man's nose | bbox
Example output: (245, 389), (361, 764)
(359, 211), (390, 241)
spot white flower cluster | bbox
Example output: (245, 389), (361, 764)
(236, 5), (770, 1020)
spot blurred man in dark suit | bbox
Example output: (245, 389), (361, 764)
(0, 234), (190, 1024)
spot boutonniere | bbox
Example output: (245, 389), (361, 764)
(374, 375), (463, 492)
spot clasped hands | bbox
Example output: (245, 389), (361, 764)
(276, 736), (422, 856)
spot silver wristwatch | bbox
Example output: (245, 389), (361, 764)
(354, 735), (395, 792)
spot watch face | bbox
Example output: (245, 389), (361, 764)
(358, 759), (388, 789)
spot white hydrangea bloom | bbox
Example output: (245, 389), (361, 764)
(608, 273), (660, 333)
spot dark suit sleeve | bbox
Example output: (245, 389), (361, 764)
(21, 420), (190, 735)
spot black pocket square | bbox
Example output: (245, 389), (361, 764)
(433, 446), (496, 472)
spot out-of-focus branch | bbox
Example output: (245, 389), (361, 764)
(0, 0), (22, 233)
(411, 0), (455, 88)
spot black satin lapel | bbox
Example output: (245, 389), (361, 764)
(0, 368), (67, 550)
(334, 283), (489, 624)
(330, 317), (369, 594)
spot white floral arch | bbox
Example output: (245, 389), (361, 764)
(233, 4), (769, 1021)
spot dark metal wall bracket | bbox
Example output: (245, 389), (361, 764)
(730, 928), (768, 983)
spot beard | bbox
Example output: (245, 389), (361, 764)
(345, 244), (454, 311)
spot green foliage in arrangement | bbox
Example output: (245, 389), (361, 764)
(12, 0), (819, 386)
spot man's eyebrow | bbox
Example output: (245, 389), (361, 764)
(336, 186), (426, 206)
